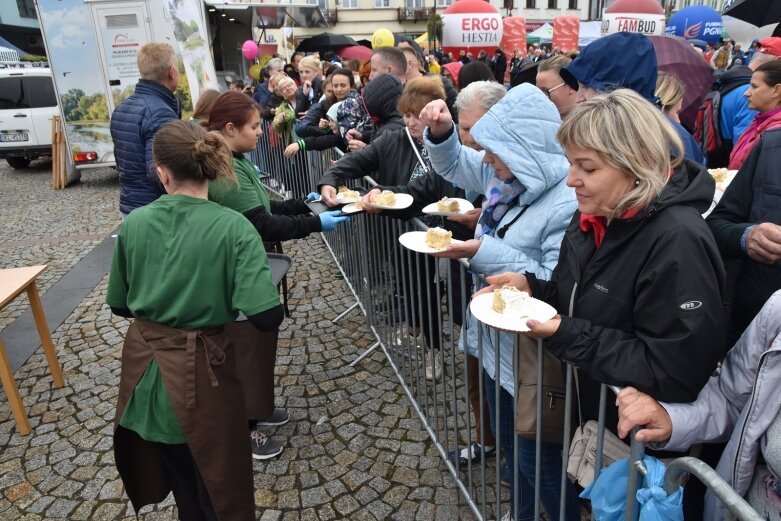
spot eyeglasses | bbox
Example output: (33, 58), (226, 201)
(540, 82), (566, 98)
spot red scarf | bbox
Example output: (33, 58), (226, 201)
(579, 207), (642, 247)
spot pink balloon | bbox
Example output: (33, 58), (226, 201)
(242, 40), (258, 61)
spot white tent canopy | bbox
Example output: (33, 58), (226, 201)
(528, 23), (553, 43)
(0, 46), (20, 62)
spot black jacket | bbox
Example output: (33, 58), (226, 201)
(318, 128), (421, 189)
(529, 160), (727, 423)
(361, 74), (404, 143)
(707, 127), (781, 338)
(243, 198), (321, 243)
(294, 76), (323, 115)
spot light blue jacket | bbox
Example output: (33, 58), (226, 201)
(423, 83), (577, 396)
(661, 291), (781, 520)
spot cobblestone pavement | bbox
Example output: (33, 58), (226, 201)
(0, 159), (506, 520)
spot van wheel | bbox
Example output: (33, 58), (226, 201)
(6, 157), (31, 169)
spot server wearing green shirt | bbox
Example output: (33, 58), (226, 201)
(206, 91), (348, 460)
(107, 120), (284, 521)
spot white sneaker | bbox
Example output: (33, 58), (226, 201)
(392, 325), (428, 350)
(425, 350), (443, 380)
(500, 512), (513, 521)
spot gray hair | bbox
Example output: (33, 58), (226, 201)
(267, 58), (285, 71)
(454, 81), (507, 113)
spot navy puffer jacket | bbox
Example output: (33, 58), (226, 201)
(110, 80), (179, 215)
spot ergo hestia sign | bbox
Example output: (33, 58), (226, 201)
(443, 13), (504, 46)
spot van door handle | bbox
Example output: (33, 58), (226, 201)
(14, 113), (27, 118)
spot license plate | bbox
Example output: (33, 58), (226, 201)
(0, 133), (28, 142)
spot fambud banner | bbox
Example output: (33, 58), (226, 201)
(601, 13), (666, 36)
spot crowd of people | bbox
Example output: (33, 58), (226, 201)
(105, 29), (781, 520)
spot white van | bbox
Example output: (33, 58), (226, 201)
(0, 67), (59, 169)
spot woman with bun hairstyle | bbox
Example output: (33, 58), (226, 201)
(107, 120), (284, 520)
(207, 91), (349, 459)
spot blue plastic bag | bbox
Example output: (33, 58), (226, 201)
(581, 456), (684, 521)
(637, 457), (683, 521)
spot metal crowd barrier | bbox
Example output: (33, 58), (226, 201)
(250, 123), (762, 521)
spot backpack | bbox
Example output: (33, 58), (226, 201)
(693, 68), (752, 168)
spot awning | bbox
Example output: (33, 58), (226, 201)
(204, 1), (328, 29)
(0, 46), (20, 62)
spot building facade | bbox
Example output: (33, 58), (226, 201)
(0, 0), (45, 55)
(289, 0), (591, 41)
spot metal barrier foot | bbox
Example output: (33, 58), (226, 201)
(349, 341), (381, 367)
(332, 302), (359, 324)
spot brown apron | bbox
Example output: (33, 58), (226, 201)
(113, 320), (255, 521)
(226, 321), (279, 421)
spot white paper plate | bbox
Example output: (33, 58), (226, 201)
(340, 203), (364, 214)
(335, 191), (361, 204)
(469, 292), (557, 333)
(398, 231), (463, 254)
(422, 198), (475, 216)
(363, 193), (414, 211)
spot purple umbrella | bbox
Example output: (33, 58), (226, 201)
(648, 35), (715, 130)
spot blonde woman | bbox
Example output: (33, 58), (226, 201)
(655, 72), (685, 122)
(482, 89), (727, 431)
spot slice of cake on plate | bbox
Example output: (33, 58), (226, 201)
(492, 285), (533, 317)
(375, 190), (397, 207)
(436, 197), (459, 212)
(425, 227), (452, 250)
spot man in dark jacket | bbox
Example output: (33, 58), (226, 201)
(110, 42), (180, 217)
(707, 128), (781, 343)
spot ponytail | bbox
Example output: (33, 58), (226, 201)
(153, 120), (236, 184)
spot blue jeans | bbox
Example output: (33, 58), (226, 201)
(484, 370), (580, 521)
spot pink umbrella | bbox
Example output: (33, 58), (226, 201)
(648, 35), (715, 130)
(337, 45), (372, 61)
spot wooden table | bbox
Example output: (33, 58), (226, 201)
(0, 266), (65, 435)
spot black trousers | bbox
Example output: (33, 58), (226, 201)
(150, 442), (218, 521)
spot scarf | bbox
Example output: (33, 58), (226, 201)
(579, 207), (642, 248)
(477, 177), (525, 238)
(728, 106), (781, 170)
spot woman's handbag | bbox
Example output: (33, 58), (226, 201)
(566, 419), (630, 487)
(514, 335), (567, 443)
(565, 368), (630, 487)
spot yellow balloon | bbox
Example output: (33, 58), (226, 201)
(257, 55), (272, 68)
(372, 28), (395, 48)
(249, 64), (262, 80)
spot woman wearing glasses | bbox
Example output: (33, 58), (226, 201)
(535, 55), (578, 118)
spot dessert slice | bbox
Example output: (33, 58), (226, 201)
(425, 227), (452, 250)
(437, 197), (460, 212)
(375, 190), (397, 207)
(492, 285), (533, 317)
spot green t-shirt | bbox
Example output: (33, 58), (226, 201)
(107, 195), (280, 443)
(208, 156), (271, 214)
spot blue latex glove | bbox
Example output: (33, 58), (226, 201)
(306, 192), (320, 201)
(319, 211), (350, 231)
